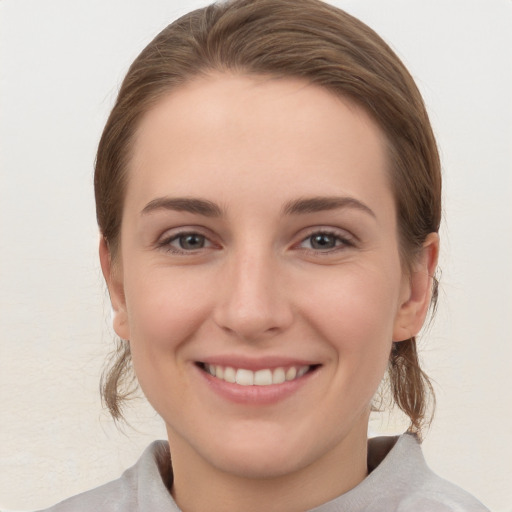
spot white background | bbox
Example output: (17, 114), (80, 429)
(1, 1), (511, 510)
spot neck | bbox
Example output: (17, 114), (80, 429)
(168, 427), (369, 512)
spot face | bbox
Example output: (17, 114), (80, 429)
(103, 74), (434, 481)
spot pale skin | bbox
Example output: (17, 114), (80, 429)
(100, 73), (439, 512)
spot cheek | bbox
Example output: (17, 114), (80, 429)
(121, 266), (214, 418)
(308, 263), (400, 336)
(300, 262), (401, 385)
(124, 266), (211, 356)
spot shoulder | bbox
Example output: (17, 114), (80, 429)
(36, 477), (131, 512)
(371, 434), (490, 512)
(394, 465), (490, 512)
(317, 434), (489, 512)
(36, 441), (178, 512)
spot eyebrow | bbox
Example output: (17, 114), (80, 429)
(140, 195), (375, 219)
(141, 197), (222, 217)
(282, 196), (376, 218)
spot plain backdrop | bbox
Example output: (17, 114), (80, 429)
(1, 1), (511, 511)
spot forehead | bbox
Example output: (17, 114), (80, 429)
(127, 73), (393, 217)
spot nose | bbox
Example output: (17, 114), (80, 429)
(213, 248), (293, 341)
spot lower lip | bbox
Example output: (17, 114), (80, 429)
(196, 365), (317, 405)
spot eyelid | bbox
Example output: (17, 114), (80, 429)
(294, 226), (357, 252)
(155, 226), (219, 253)
(153, 225), (356, 254)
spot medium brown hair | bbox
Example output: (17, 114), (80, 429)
(96, 0), (441, 434)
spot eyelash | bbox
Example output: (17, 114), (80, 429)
(156, 228), (355, 255)
(297, 229), (355, 253)
(157, 230), (213, 254)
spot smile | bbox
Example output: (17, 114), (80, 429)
(199, 363), (314, 386)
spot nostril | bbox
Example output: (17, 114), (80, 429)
(213, 302), (293, 341)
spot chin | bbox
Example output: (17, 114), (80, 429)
(193, 421), (341, 480)
(210, 442), (311, 480)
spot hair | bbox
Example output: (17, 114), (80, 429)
(96, 0), (441, 435)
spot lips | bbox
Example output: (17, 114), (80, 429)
(195, 358), (320, 404)
(200, 363), (311, 386)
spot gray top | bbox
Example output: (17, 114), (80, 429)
(38, 434), (489, 511)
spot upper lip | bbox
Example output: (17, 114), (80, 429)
(196, 355), (320, 371)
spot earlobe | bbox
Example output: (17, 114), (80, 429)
(99, 237), (130, 340)
(393, 233), (439, 342)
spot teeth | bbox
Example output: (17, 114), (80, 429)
(236, 369), (254, 386)
(203, 364), (311, 386)
(271, 367), (285, 384)
(224, 367), (236, 383)
(254, 369), (273, 386)
(297, 366), (309, 378)
(285, 367), (297, 381)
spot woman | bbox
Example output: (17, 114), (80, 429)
(39, 0), (489, 510)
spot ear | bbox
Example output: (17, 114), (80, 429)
(99, 236), (131, 340)
(393, 233), (439, 342)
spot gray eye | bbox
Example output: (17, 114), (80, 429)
(178, 234), (206, 250)
(309, 233), (337, 250)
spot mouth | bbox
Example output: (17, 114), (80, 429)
(196, 362), (320, 386)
